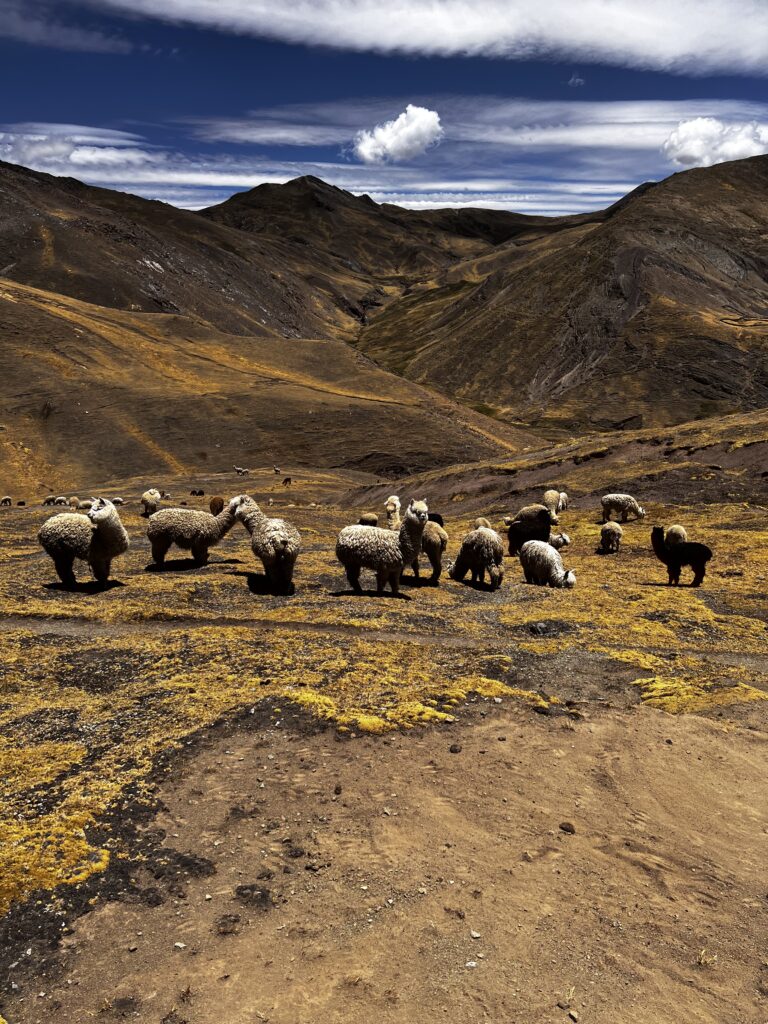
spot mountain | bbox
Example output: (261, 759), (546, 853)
(357, 156), (768, 434)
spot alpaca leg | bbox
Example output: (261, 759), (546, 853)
(602, 508), (610, 523)
(411, 557), (420, 580)
(90, 557), (111, 584)
(428, 552), (441, 585)
(150, 537), (171, 565)
(53, 555), (76, 587)
(692, 564), (705, 587)
(621, 511), (628, 522)
(376, 567), (388, 595)
(345, 565), (362, 593)
(388, 570), (400, 596)
(191, 543), (209, 566)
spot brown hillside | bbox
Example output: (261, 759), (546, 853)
(0, 279), (536, 494)
(358, 156), (768, 434)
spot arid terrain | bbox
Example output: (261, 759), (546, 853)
(1, 155), (768, 1023)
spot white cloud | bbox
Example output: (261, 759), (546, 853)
(567, 73), (585, 88)
(353, 105), (443, 164)
(0, 0), (131, 52)
(661, 117), (768, 167)
(89, 0), (768, 75)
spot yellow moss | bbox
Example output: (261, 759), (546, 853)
(635, 675), (768, 714)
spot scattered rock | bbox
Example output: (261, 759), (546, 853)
(559, 821), (576, 835)
(449, 743), (462, 754)
(334, 784), (342, 795)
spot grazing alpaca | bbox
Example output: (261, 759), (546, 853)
(651, 526), (712, 587)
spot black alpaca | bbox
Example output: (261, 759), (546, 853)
(651, 526), (712, 587)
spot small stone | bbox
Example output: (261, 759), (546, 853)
(174, 942), (186, 950)
(557, 1001), (570, 1010)
(334, 784), (342, 795)
(128, 945), (138, 953)
(568, 1012), (579, 1022)
(449, 744), (462, 754)
(559, 821), (576, 835)
(465, 961), (477, 969)
(470, 930), (481, 939)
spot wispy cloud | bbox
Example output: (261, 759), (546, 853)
(88, 0), (768, 75)
(3, 97), (767, 216)
(353, 105), (443, 164)
(567, 73), (585, 88)
(0, 0), (131, 53)
(662, 117), (768, 166)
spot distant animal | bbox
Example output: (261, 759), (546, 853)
(190, 488), (205, 497)
(16, 500), (25, 507)
(665, 524), (688, 546)
(77, 500), (93, 510)
(412, 520), (449, 585)
(358, 512), (379, 526)
(651, 526), (712, 587)
(601, 493), (645, 523)
(557, 492), (569, 512)
(147, 501), (238, 567)
(267, 497), (274, 506)
(1, 496), (11, 506)
(209, 495), (225, 516)
(282, 477), (292, 487)
(112, 497), (124, 506)
(42, 495), (56, 505)
(38, 497), (129, 586)
(542, 489), (561, 523)
(598, 521), (623, 554)
(54, 496), (68, 506)
(503, 504), (552, 556)
(427, 511), (444, 527)
(273, 465), (281, 474)
(141, 488), (162, 517)
(232, 495), (301, 594)
(519, 540), (576, 589)
(336, 499), (428, 597)
(234, 465), (250, 477)
(449, 522), (504, 590)
(68, 496), (79, 509)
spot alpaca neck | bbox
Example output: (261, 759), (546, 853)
(398, 514), (424, 563)
(651, 531), (669, 564)
(93, 510), (128, 550)
(215, 505), (238, 538)
(239, 504), (267, 535)
(386, 508), (400, 531)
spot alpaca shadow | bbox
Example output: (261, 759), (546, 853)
(229, 570), (295, 596)
(329, 588), (411, 601)
(453, 578), (498, 593)
(146, 558), (207, 573)
(640, 580), (702, 588)
(398, 574), (430, 589)
(44, 579), (126, 594)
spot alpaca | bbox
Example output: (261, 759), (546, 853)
(232, 495), (301, 593)
(141, 488), (162, 517)
(336, 499), (428, 596)
(147, 502), (238, 566)
(449, 524), (504, 590)
(598, 521), (623, 554)
(412, 520), (449, 585)
(384, 495), (401, 531)
(38, 497), (129, 586)
(519, 540), (575, 588)
(209, 495), (225, 516)
(358, 512), (379, 526)
(542, 489), (561, 524)
(601, 493), (645, 523)
(651, 526), (712, 587)
(665, 524), (688, 546)
(503, 504), (552, 556)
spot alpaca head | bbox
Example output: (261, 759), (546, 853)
(563, 569), (576, 589)
(230, 494), (256, 519)
(87, 497), (115, 523)
(637, 505), (646, 519)
(385, 495), (401, 514)
(407, 499), (429, 525)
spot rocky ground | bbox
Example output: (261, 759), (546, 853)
(1, 468), (767, 1023)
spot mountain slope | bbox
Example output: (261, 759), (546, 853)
(0, 279), (537, 492)
(357, 156), (768, 433)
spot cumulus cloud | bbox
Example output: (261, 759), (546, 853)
(661, 117), (768, 167)
(353, 105), (443, 164)
(567, 73), (585, 88)
(90, 0), (768, 75)
(0, 0), (131, 52)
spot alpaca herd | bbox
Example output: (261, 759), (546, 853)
(32, 485), (712, 593)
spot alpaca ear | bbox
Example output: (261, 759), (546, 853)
(408, 499), (414, 508)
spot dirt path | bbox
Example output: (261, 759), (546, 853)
(4, 701), (766, 1024)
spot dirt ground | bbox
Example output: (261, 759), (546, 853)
(1, 472), (768, 1024)
(6, 701), (768, 1024)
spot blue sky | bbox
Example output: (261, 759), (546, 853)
(1, 1), (766, 214)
